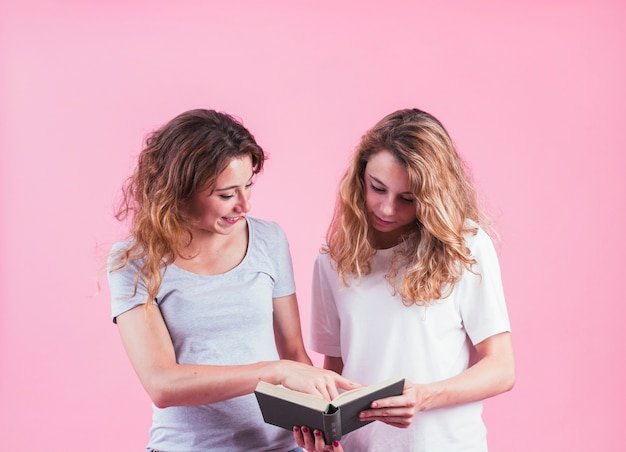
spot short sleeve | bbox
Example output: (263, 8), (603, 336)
(268, 224), (296, 299)
(107, 241), (152, 323)
(309, 252), (342, 357)
(246, 218), (296, 299)
(458, 228), (511, 345)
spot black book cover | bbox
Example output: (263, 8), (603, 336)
(255, 377), (405, 444)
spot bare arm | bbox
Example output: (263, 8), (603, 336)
(416, 331), (516, 408)
(117, 302), (357, 408)
(361, 332), (515, 427)
(273, 293), (312, 365)
(323, 355), (344, 375)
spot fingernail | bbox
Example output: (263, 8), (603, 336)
(314, 430), (321, 436)
(333, 441), (340, 447)
(302, 426), (309, 433)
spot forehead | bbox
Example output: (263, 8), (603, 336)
(194, 155), (253, 195)
(216, 155), (253, 182)
(365, 150), (410, 187)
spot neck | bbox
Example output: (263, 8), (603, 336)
(175, 220), (249, 275)
(371, 225), (419, 250)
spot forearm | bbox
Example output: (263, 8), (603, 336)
(416, 332), (515, 410)
(417, 352), (515, 411)
(142, 356), (355, 408)
(363, 344), (515, 429)
(323, 355), (344, 374)
(142, 360), (286, 408)
(273, 294), (313, 365)
(275, 327), (313, 366)
(280, 346), (313, 365)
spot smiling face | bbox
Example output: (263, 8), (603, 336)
(184, 155), (254, 238)
(364, 150), (417, 248)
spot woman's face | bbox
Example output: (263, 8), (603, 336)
(363, 150), (417, 248)
(184, 155), (254, 237)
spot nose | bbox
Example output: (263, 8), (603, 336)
(380, 196), (395, 216)
(235, 191), (251, 213)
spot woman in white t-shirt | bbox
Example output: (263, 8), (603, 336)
(108, 109), (357, 451)
(296, 108), (515, 452)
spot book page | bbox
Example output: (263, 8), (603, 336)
(255, 381), (330, 411)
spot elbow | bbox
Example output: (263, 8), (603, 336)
(143, 376), (179, 408)
(508, 369), (516, 391)
(150, 391), (174, 409)
(147, 386), (175, 409)
(503, 374), (515, 393)
(488, 358), (516, 396)
(502, 364), (516, 393)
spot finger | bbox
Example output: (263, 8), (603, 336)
(337, 375), (361, 390)
(360, 407), (414, 425)
(325, 374), (357, 401)
(360, 411), (414, 428)
(361, 405), (407, 418)
(332, 440), (344, 452)
(313, 429), (328, 450)
(301, 426), (316, 451)
(293, 426), (305, 447)
(370, 393), (406, 409)
(323, 382), (339, 400)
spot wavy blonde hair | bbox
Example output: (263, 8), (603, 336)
(110, 109), (265, 304)
(325, 108), (489, 305)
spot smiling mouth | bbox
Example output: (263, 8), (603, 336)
(223, 216), (244, 224)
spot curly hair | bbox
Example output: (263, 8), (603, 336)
(110, 109), (266, 304)
(325, 108), (489, 305)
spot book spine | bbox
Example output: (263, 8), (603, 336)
(322, 407), (342, 445)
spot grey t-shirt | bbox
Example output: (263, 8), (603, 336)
(108, 217), (297, 451)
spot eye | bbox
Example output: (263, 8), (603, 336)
(370, 184), (385, 193)
(400, 196), (415, 204)
(245, 181), (254, 190)
(219, 194), (234, 200)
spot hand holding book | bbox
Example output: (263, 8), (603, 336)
(294, 425), (344, 451)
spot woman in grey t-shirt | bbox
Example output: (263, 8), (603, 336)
(108, 109), (356, 451)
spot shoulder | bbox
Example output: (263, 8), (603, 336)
(315, 249), (332, 264)
(462, 221), (501, 273)
(107, 239), (135, 268)
(463, 220), (495, 252)
(110, 239), (133, 253)
(246, 217), (291, 256)
(313, 249), (336, 274)
(247, 216), (285, 236)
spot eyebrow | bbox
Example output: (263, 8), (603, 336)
(214, 173), (254, 192)
(368, 174), (413, 196)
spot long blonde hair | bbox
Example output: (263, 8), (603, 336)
(110, 109), (265, 304)
(325, 108), (489, 305)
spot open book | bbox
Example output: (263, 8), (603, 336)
(254, 376), (405, 445)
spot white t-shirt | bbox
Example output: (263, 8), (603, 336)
(310, 225), (511, 451)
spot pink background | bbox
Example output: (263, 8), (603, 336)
(2, 1), (625, 450)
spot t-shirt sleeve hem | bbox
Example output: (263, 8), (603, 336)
(470, 325), (512, 346)
(309, 340), (341, 357)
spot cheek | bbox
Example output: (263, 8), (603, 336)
(399, 205), (417, 222)
(190, 199), (219, 220)
(364, 189), (376, 210)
